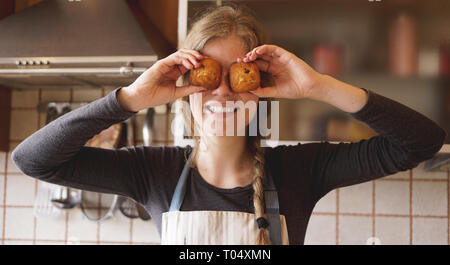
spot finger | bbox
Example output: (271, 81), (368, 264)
(179, 51), (201, 68)
(174, 85), (207, 99)
(244, 46), (281, 63)
(243, 53), (273, 63)
(173, 53), (195, 71)
(167, 55), (193, 78)
(254, 59), (271, 73)
(249, 86), (279, 98)
(255, 45), (284, 58)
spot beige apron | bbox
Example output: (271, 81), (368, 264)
(160, 152), (289, 245)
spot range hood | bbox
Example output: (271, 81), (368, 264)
(0, 0), (158, 90)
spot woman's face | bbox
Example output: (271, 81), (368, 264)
(189, 35), (259, 136)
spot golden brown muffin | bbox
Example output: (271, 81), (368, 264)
(229, 62), (261, 93)
(189, 58), (222, 90)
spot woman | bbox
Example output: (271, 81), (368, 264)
(12, 4), (446, 245)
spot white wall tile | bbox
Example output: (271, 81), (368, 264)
(374, 217), (410, 245)
(7, 153), (22, 174)
(35, 240), (65, 245)
(132, 218), (161, 244)
(3, 239), (33, 245)
(412, 218), (447, 245)
(0, 175), (4, 205)
(339, 181), (373, 214)
(375, 180), (409, 215)
(78, 241), (98, 245)
(4, 208), (35, 240)
(35, 212), (67, 241)
(10, 110), (38, 140)
(0, 152), (6, 172)
(304, 215), (336, 245)
(5, 173), (36, 206)
(11, 89), (39, 108)
(412, 181), (447, 216)
(338, 216), (372, 245)
(99, 212), (132, 242)
(312, 189), (336, 213)
(0, 206), (4, 239)
(383, 169), (410, 180)
(99, 241), (128, 245)
(67, 209), (99, 242)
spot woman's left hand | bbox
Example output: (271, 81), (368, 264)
(238, 44), (323, 99)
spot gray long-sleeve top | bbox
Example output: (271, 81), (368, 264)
(11, 87), (447, 244)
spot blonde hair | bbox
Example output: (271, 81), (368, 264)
(178, 2), (273, 245)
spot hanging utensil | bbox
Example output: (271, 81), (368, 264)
(143, 108), (155, 146)
(33, 182), (63, 218)
(136, 203), (151, 221)
(51, 188), (82, 209)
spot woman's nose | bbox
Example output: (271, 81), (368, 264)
(211, 72), (234, 96)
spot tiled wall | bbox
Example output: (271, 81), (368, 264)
(1, 88), (449, 245)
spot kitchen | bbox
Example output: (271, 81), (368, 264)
(0, 0), (449, 246)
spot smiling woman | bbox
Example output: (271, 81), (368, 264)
(178, 5), (275, 244)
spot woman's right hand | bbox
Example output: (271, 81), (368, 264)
(118, 49), (207, 112)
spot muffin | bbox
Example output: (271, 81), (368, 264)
(189, 58), (222, 90)
(229, 62), (260, 93)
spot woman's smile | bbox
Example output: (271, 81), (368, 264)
(204, 101), (241, 118)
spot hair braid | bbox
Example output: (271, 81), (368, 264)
(252, 138), (271, 245)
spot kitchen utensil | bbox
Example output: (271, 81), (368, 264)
(388, 12), (418, 76)
(51, 188), (81, 209)
(136, 203), (151, 221)
(424, 153), (450, 171)
(118, 196), (139, 219)
(78, 192), (145, 222)
(79, 190), (118, 222)
(143, 108), (155, 146)
(33, 182), (63, 218)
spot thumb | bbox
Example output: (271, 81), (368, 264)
(249, 86), (279, 98)
(174, 85), (207, 99)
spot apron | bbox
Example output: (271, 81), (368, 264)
(161, 152), (289, 245)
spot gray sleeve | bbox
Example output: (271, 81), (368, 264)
(11, 87), (153, 204)
(271, 88), (447, 201)
(310, 88), (446, 199)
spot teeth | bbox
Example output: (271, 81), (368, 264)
(207, 105), (238, 113)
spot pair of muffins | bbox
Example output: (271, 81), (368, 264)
(189, 58), (260, 93)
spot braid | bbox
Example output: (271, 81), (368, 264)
(252, 137), (271, 245)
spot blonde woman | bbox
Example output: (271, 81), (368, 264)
(12, 4), (446, 245)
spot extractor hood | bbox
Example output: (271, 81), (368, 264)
(0, 0), (158, 90)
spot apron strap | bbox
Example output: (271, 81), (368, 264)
(169, 151), (193, 211)
(169, 147), (283, 245)
(263, 167), (283, 245)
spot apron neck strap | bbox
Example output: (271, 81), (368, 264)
(262, 164), (283, 245)
(168, 150), (193, 212)
(168, 147), (283, 245)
